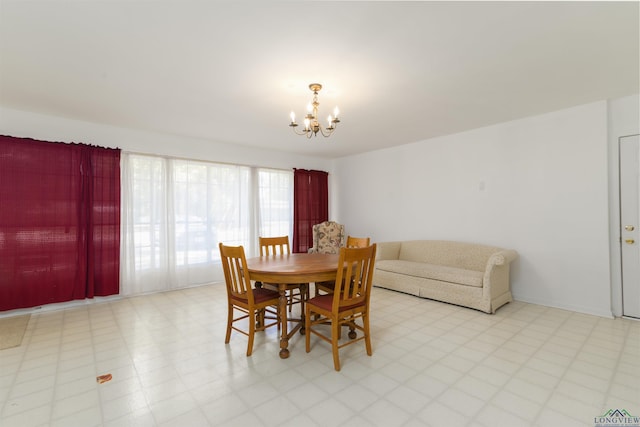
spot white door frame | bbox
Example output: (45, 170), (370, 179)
(607, 96), (639, 318)
(619, 135), (640, 318)
(610, 133), (640, 317)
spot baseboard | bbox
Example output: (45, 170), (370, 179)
(513, 294), (614, 319)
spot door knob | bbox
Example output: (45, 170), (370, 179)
(625, 239), (635, 244)
(625, 225), (635, 231)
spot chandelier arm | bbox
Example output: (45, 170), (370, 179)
(318, 126), (335, 138)
(290, 125), (311, 136)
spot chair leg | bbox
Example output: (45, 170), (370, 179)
(363, 312), (372, 356)
(313, 284), (321, 320)
(305, 306), (311, 353)
(257, 308), (265, 329)
(225, 304), (233, 344)
(331, 316), (341, 371)
(247, 310), (256, 357)
(299, 285), (305, 327)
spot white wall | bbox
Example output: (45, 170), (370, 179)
(607, 94), (640, 316)
(333, 101), (615, 317)
(3, 98), (637, 318)
(0, 106), (332, 172)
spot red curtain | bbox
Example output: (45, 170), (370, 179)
(0, 136), (121, 311)
(292, 169), (328, 253)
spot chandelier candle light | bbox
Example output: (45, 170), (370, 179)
(289, 83), (340, 138)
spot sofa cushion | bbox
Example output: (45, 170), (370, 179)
(375, 260), (483, 288)
(397, 240), (499, 271)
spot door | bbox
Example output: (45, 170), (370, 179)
(620, 134), (640, 318)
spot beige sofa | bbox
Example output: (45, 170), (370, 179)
(373, 240), (518, 313)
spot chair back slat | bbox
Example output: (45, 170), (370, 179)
(219, 243), (253, 304)
(259, 236), (290, 256)
(333, 244), (377, 312)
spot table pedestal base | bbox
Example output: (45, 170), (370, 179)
(278, 284), (306, 359)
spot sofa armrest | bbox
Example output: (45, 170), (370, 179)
(376, 241), (402, 261)
(482, 249), (518, 299)
(487, 249), (518, 267)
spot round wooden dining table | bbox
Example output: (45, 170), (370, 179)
(245, 253), (339, 359)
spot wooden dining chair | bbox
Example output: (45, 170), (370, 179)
(315, 236), (371, 296)
(258, 236), (308, 313)
(259, 236), (290, 257)
(219, 242), (280, 356)
(305, 243), (377, 371)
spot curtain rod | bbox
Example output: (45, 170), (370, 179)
(122, 150), (292, 173)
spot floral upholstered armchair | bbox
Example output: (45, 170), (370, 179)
(308, 221), (346, 254)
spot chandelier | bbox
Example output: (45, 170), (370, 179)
(289, 83), (340, 138)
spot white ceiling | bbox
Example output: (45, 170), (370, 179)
(1, 1), (638, 159)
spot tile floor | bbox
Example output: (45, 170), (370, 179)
(1, 285), (639, 427)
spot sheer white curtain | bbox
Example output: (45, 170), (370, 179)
(121, 154), (174, 295)
(121, 153), (293, 296)
(258, 168), (294, 239)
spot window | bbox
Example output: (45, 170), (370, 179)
(121, 153), (292, 295)
(258, 168), (293, 239)
(173, 160), (250, 265)
(128, 155), (166, 271)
